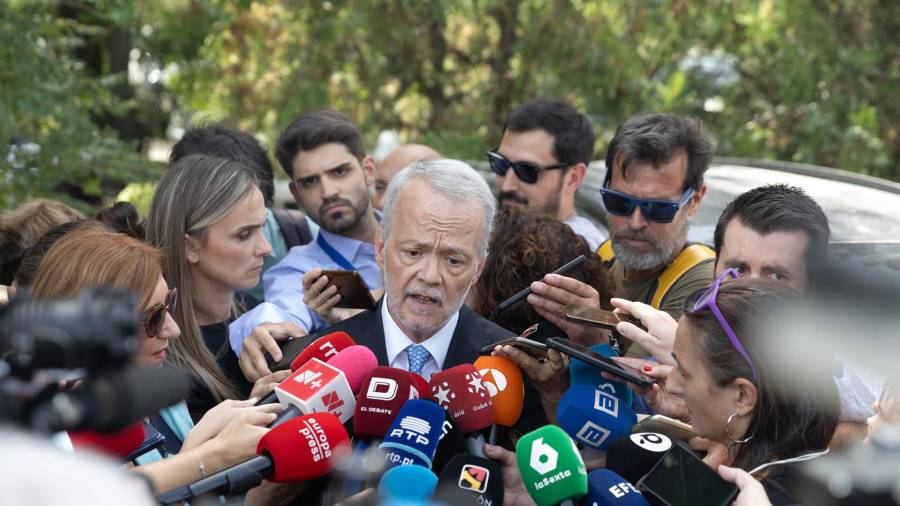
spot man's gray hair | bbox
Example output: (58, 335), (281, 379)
(381, 159), (496, 259)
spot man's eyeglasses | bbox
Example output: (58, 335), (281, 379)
(142, 288), (177, 338)
(689, 269), (759, 381)
(486, 150), (570, 184)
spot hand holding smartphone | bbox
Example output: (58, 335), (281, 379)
(479, 323), (549, 359)
(318, 269), (377, 310)
(544, 337), (654, 388)
(564, 305), (645, 331)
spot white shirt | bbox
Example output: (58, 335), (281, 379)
(382, 301), (459, 381)
(564, 214), (608, 252)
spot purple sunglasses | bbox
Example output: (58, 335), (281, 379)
(691, 268), (759, 381)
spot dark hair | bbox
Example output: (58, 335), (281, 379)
(170, 123), (275, 206)
(683, 278), (839, 471)
(502, 98), (596, 166)
(15, 220), (85, 287)
(714, 184), (830, 267)
(275, 109), (366, 179)
(470, 206), (612, 334)
(604, 113), (713, 191)
(0, 228), (26, 285)
(93, 202), (146, 241)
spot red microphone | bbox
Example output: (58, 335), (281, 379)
(271, 345), (378, 426)
(289, 331), (355, 371)
(409, 372), (430, 399)
(69, 422), (145, 459)
(429, 364), (494, 457)
(257, 331), (356, 406)
(157, 413), (350, 504)
(353, 367), (421, 442)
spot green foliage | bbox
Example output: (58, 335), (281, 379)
(2, 0), (898, 214)
(1, 1), (158, 211)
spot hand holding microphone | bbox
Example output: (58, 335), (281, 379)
(256, 331), (356, 405)
(516, 425), (588, 506)
(238, 321), (309, 381)
(182, 398), (283, 451)
(157, 413), (350, 504)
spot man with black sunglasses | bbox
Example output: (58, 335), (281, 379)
(527, 113), (715, 358)
(488, 98), (608, 251)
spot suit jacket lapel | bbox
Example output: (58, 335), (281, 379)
(363, 299), (389, 366)
(442, 306), (480, 369)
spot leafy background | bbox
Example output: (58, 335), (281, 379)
(2, 0), (897, 212)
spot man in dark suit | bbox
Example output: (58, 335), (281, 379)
(307, 158), (512, 377)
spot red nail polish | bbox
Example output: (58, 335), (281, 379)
(643, 365), (653, 372)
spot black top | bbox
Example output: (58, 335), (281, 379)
(185, 321), (254, 422)
(761, 464), (801, 505)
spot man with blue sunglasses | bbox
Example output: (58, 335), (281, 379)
(527, 113), (716, 358)
(488, 98), (608, 251)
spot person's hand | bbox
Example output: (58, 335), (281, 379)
(718, 465), (772, 506)
(238, 321), (307, 382)
(604, 358), (691, 422)
(610, 298), (678, 365)
(691, 436), (731, 469)
(302, 268), (344, 324)
(199, 407), (280, 470)
(492, 345), (568, 422)
(527, 274), (609, 345)
(182, 398), (284, 451)
(484, 443), (537, 506)
(249, 369), (292, 400)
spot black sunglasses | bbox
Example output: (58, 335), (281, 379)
(142, 288), (177, 338)
(486, 150), (569, 184)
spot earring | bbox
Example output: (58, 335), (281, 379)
(725, 412), (753, 444)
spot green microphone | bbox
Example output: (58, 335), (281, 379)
(516, 425), (588, 506)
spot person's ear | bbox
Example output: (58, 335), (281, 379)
(374, 225), (385, 268)
(563, 162), (587, 196)
(184, 234), (201, 265)
(362, 155), (376, 187)
(732, 377), (758, 417)
(686, 183), (708, 219)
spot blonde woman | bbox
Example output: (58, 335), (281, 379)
(147, 154), (289, 420)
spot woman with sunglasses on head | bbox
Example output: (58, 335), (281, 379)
(659, 273), (839, 504)
(147, 154), (292, 421)
(29, 225), (282, 494)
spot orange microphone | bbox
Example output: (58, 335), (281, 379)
(473, 355), (524, 444)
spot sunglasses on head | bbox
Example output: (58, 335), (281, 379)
(690, 268), (759, 381)
(142, 287), (177, 338)
(486, 150), (569, 184)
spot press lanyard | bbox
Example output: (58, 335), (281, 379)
(316, 233), (356, 271)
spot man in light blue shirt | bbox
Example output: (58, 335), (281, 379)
(231, 109), (383, 381)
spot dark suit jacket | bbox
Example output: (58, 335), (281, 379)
(307, 300), (515, 369)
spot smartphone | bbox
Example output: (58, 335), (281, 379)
(319, 269), (377, 310)
(479, 336), (549, 358)
(640, 441), (738, 506)
(632, 414), (694, 442)
(545, 337), (654, 388)
(267, 334), (317, 371)
(125, 422), (167, 463)
(565, 305), (645, 331)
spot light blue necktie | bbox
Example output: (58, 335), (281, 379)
(405, 344), (431, 375)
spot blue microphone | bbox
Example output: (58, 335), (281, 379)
(569, 343), (633, 405)
(556, 385), (637, 451)
(378, 399), (445, 469)
(579, 469), (650, 506)
(378, 464), (438, 503)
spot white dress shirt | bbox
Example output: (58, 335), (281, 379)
(382, 301), (459, 381)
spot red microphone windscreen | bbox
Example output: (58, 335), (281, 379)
(410, 372), (429, 398)
(289, 331), (355, 371)
(474, 355), (524, 427)
(429, 364), (493, 434)
(326, 345), (378, 394)
(257, 413), (350, 483)
(354, 367), (419, 439)
(69, 422), (145, 458)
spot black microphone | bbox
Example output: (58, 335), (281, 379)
(29, 366), (191, 433)
(433, 454), (504, 506)
(606, 432), (674, 485)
